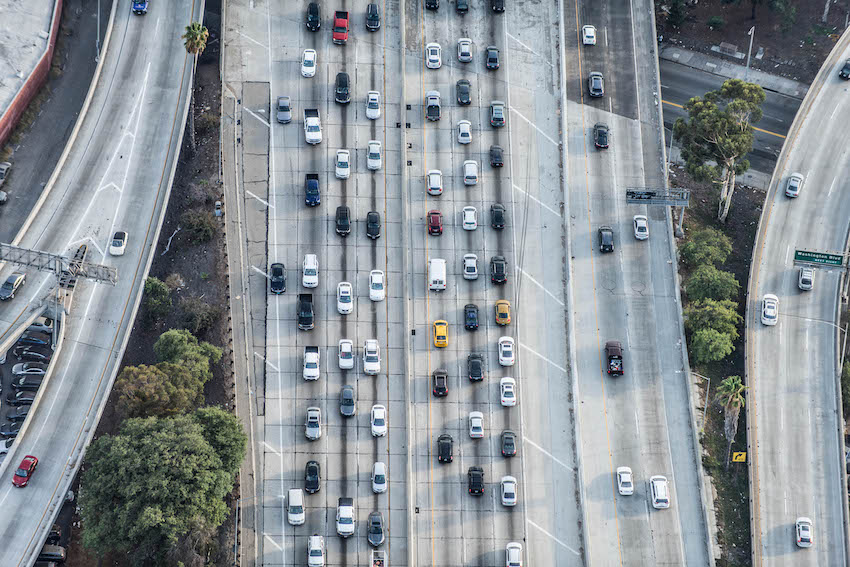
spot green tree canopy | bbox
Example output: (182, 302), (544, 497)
(182, 22), (209, 56)
(154, 329), (222, 384)
(689, 328), (735, 364)
(687, 264), (740, 302)
(192, 407), (248, 474)
(114, 362), (204, 419)
(680, 227), (733, 267)
(143, 277), (172, 323)
(685, 298), (742, 340)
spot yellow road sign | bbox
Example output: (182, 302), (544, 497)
(732, 452), (746, 463)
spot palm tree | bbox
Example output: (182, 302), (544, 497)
(715, 375), (747, 469)
(182, 22), (209, 153)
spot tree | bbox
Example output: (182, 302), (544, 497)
(192, 407), (247, 474)
(114, 363), (204, 419)
(144, 277), (172, 324)
(667, 0), (687, 28)
(715, 375), (747, 468)
(690, 328), (735, 364)
(181, 22), (209, 153)
(180, 296), (221, 335)
(680, 227), (733, 267)
(154, 329), (222, 384)
(685, 298), (742, 341)
(674, 79), (765, 222)
(687, 264), (740, 302)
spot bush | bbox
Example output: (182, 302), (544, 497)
(143, 277), (171, 323)
(681, 227), (732, 267)
(687, 264), (740, 302)
(180, 296), (222, 336)
(707, 16), (725, 30)
(667, 0), (687, 27)
(842, 361), (850, 418)
(182, 210), (216, 243)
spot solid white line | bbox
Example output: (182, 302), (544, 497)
(524, 437), (574, 471)
(528, 519), (581, 556)
(513, 184), (561, 217)
(519, 342), (567, 373)
(245, 190), (272, 208)
(516, 266), (565, 306)
(506, 32), (554, 66)
(509, 107), (560, 146)
(243, 107), (270, 128)
(236, 29), (267, 49)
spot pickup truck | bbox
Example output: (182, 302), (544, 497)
(332, 11), (349, 44)
(303, 346), (320, 380)
(425, 91), (441, 121)
(304, 109), (322, 144)
(305, 174), (321, 206)
(298, 294), (314, 330)
(336, 497), (355, 537)
(605, 340), (623, 376)
(371, 550), (386, 567)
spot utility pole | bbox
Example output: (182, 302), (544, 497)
(745, 26), (755, 81)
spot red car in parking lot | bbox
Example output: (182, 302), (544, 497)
(427, 210), (443, 235)
(12, 455), (38, 487)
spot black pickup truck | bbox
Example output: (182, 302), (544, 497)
(298, 294), (314, 330)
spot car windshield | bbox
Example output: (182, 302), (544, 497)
(374, 416), (385, 426)
(1, 282), (13, 290)
(368, 99), (378, 108)
(310, 549), (322, 556)
(340, 294), (351, 303)
(305, 268), (316, 275)
(341, 349), (352, 358)
(339, 516), (353, 524)
(374, 474), (385, 483)
(307, 124), (319, 132)
(371, 281), (382, 289)
(366, 353), (378, 362)
(15, 468), (29, 477)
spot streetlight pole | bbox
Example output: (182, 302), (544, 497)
(690, 371), (714, 432)
(745, 26), (755, 81)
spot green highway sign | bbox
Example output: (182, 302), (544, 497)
(794, 250), (844, 267)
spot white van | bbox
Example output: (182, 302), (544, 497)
(428, 258), (447, 291)
(288, 488), (305, 525)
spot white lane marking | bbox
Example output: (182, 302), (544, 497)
(831, 105), (840, 121)
(245, 190), (272, 208)
(263, 532), (283, 550)
(828, 177), (837, 196)
(513, 184), (562, 217)
(236, 29), (267, 49)
(509, 107), (559, 146)
(243, 107), (270, 127)
(506, 32), (554, 67)
(516, 266), (565, 306)
(627, 0), (641, 124)
(254, 351), (279, 372)
(263, 441), (280, 454)
(251, 266), (269, 278)
(785, 245), (791, 265)
(97, 182), (122, 194)
(519, 342), (567, 373)
(524, 437), (574, 471)
(528, 519), (581, 556)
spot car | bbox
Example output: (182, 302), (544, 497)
(796, 516), (813, 548)
(427, 169), (443, 195)
(7, 391), (36, 406)
(366, 211), (382, 239)
(785, 172), (804, 197)
(456, 79), (471, 105)
(649, 475), (670, 509)
(426, 0), (439, 9)
(0, 438), (14, 456)
(305, 460), (321, 493)
(12, 455), (38, 487)
(486, 45), (500, 69)
(491, 255), (507, 284)
(432, 368), (448, 396)
(276, 96), (292, 123)
(338, 339), (354, 370)
(462, 206), (477, 230)
(501, 475), (518, 506)
(17, 333), (48, 347)
(108, 231), (128, 256)
(12, 362), (46, 376)
(498, 336), (515, 366)
(798, 266), (814, 291)
(365, 3), (381, 30)
(366, 90), (381, 119)
(336, 281), (353, 315)
(336, 205), (351, 235)
(371, 461), (387, 493)
(457, 38), (472, 62)
(367, 511), (385, 547)
(468, 466), (484, 494)
(500, 377), (517, 406)
(506, 542), (523, 567)
(456, 0), (469, 13)
(492, 0), (505, 12)
(369, 270), (385, 301)
(269, 263), (286, 294)
(334, 72), (350, 104)
(839, 58), (850, 79)
(438, 433), (453, 462)
(463, 254), (479, 280)
(427, 210), (443, 235)
(501, 430), (517, 457)
(593, 122), (609, 148)
(305, 2), (321, 31)
(426, 42), (442, 69)
(426, 90), (442, 120)
(588, 71), (604, 97)
(7, 405), (31, 421)
(335, 150), (351, 179)
(0, 422), (22, 439)
(598, 225), (614, 252)
(433, 320), (449, 347)
(464, 304), (479, 330)
(495, 300), (511, 325)
(11, 376), (45, 392)
(303, 347), (320, 380)
(27, 319), (54, 334)
(307, 534), (324, 566)
(582, 24), (597, 45)
(371, 404), (387, 436)
(0, 272), (25, 300)
(363, 339), (381, 375)
(616, 466), (634, 495)
(13, 348), (50, 363)
(633, 215), (649, 240)
(468, 353), (484, 381)
(305, 407), (322, 440)
(367, 140), (382, 170)
(491, 203), (506, 229)
(0, 162), (10, 189)
(490, 144), (504, 167)
(468, 411), (484, 438)
(336, 498), (356, 537)
(456, 120), (472, 145)
(463, 160), (478, 185)
(302, 254), (319, 287)
(761, 294), (779, 325)
(490, 101), (506, 127)
(340, 385), (356, 416)
(301, 49), (317, 77)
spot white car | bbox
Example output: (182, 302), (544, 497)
(457, 37), (472, 62)
(371, 461), (388, 493)
(796, 516), (813, 548)
(500, 475), (518, 506)
(633, 215), (649, 240)
(336, 500), (355, 537)
(363, 339), (381, 375)
(498, 336), (515, 366)
(337, 281), (353, 315)
(500, 377), (517, 407)
(462, 206), (477, 230)
(301, 49), (317, 77)
(463, 160), (478, 185)
(785, 172), (804, 198)
(649, 475), (670, 509)
(506, 542), (523, 567)
(307, 534), (325, 566)
(582, 25), (597, 45)
(616, 466), (634, 495)
(109, 231), (128, 256)
(426, 42), (442, 69)
(335, 149), (351, 179)
(468, 411), (484, 438)
(366, 90), (381, 120)
(798, 266), (814, 291)
(367, 140), (382, 171)
(305, 407), (322, 440)
(371, 404), (387, 436)
(426, 170), (443, 196)
(302, 254), (319, 287)
(338, 339), (354, 370)
(761, 294), (779, 326)
(369, 270), (385, 301)
(462, 253), (479, 280)
(303, 348), (320, 380)
(457, 119), (472, 144)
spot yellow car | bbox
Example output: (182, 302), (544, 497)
(495, 300), (511, 325)
(433, 320), (449, 347)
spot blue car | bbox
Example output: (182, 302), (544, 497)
(132, 1), (148, 15)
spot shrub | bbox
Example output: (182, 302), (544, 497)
(842, 361), (850, 418)
(143, 277), (171, 323)
(182, 210), (216, 243)
(180, 296), (222, 336)
(680, 227), (733, 267)
(687, 264), (740, 302)
(707, 16), (725, 30)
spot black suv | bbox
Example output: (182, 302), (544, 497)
(456, 79), (471, 105)
(489, 145), (504, 167)
(467, 353), (484, 381)
(425, 0), (439, 9)
(490, 203), (506, 229)
(501, 430), (517, 457)
(305, 2), (320, 31)
(366, 211), (381, 239)
(432, 369), (448, 397)
(492, 0), (505, 11)
(840, 58), (850, 80)
(336, 205), (351, 236)
(334, 72), (351, 104)
(598, 225), (614, 253)
(468, 466), (484, 495)
(365, 3), (380, 30)
(593, 122), (609, 149)
(438, 434), (453, 463)
(13, 347), (50, 363)
(269, 263), (286, 294)
(305, 460), (321, 493)
(456, 0), (468, 13)
(464, 304), (479, 330)
(11, 376), (44, 391)
(490, 255), (507, 284)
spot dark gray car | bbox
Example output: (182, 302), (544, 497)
(0, 272), (25, 300)
(367, 511), (385, 546)
(276, 97), (292, 123)
(598, 225), (614, 253)
(340, 385), (356, 416)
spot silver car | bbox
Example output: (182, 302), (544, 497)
(785, 172), (804, 198)
(457, 38), (472, 62)
(305, 407), (322, 440)
(276, 96), (292, 123)
(0, 162), (11, 190)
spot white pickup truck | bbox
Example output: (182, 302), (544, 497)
(304, 109), (322, 144)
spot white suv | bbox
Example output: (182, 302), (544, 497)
(649, 475), (670, 509)
(302, 254), (319, 287)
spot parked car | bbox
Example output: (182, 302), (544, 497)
(17, 333), (48, 347)
(12, 362), (47, 376)
(13, 347), (50, 363)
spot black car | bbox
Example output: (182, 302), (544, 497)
(367, 511), (385, 547)
(598, 225), (614, 253)
(18, 333), (49, 347)
(456, 0), (468, 13)
(501, 430), (517, 457)
(464, 304), (479, 330)
(839, 58), (850, 80)
(468, 466), (484, 495)
(490, 255), (507, 284)
(0, 272), (25, 301)
(492, 0), (505, 11)
(432, 369), (448, 397)
(486, 46), (500, 70)
(46, 524), (62, 546)
(334, 72), (351, 104)
(0, 422), (21, 439)
(11, 376), (44, 391)
(340, 385), (356, 417)
(588, 72), (604, 97)
(6, 391), (36, 406)
(305, 460), (321, 493)
(365, 3), (380, 30)
(593, 122), (609, 149)
(366, 211), (381, 239)
(438, 433), (453, 463)
(467, 353), (484, 381)
(456, 79), (471, 105)
(13, 347), (50, 363)
(489, 145), (504, 167)
(8, 405), (31, 422)
(269, 263), (286, 294)
(490, 203), (506, 229)
(336, 205), (351, 236)
(425, 0), (439, 9)
(306, 2), (321, 31)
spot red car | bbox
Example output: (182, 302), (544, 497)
(427, 210), (443, 235)
(12, 455), (38, 487)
